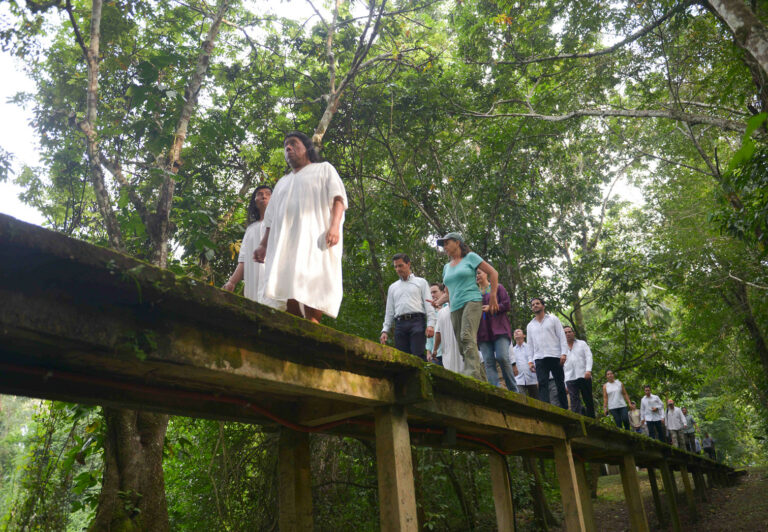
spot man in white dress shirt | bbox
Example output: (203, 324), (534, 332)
(254, 132), (347, 322)
(563, 326), (595, 418)
(380, 254), (436, 360)
(664, 399), (688, 450)
(510, 329), (537, 398)
(640, 385), (665, 442)
(526, 297), (568, 407)
(222, 186), (284, 310)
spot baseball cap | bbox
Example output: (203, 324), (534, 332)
(436, 232), (464, 246)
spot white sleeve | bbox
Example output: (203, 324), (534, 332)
(382, 285), (395, 333)
(583, 341), (593, 372)
(324, 163), (348, 209)
(422, 279), (436, 328)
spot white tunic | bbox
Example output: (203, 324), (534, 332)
(435, 305), (463, 373)
(237, 221), (285, 309)
(262, 162), (348, 318)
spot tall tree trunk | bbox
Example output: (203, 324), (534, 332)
(89, 410), (170, 531)
(706, 0), (768, 76)
(727, 281), (768, 384)
(83, 1), (230, 528)
(523, 456), (557, 529)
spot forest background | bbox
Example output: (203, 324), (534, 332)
(0, 0), (767, 530)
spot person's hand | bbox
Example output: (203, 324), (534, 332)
(584, 371), (592, 380)
(426, 351), (434, 362)
(426, 326), (434, 338)
(604, 408), (608, 416)
(426, 298), (439, 310)
(379, 332), (388, 344)
(528, 361), (536, 372)
(488, 293), (499, 314)
(254, 245), (267, 263)
(629, 404), (636, 411)
(512, 365), (519, 377)
(482, 305), (490, 312)
(326, 225), (340, 247)
(560, 354), (567, 366)
(222, 280), (236, 292)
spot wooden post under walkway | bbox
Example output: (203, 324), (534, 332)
(489, 453), (515, 532)
(680, 464), (698, 521)
(0, 214), (740, 532)
(646, 466), (667, 527)
(659, 461), (682, 532)
(278, 429), (314, 532)
(553, 440), (590, 532)
(619, 454), (649, 532)
(375, 406), (418, 532)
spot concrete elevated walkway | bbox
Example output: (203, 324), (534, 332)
(0, 213), (734, 531)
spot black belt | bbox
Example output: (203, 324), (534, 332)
(395, 313), (425, 321)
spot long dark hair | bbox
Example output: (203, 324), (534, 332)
(458, 241), (471, 257)
(285, 131), (320, 163)
(247, 185), (272, 223)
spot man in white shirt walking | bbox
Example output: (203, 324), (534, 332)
(640, 385), (665, 442)
(526, 297), (568, 408)
(563, 326), (595, 418)
(380, 254), (436, 360)
(664, 399), (688, 450)
(510, 329), (537, 398)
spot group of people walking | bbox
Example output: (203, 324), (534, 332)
(222, 131), (716, 461)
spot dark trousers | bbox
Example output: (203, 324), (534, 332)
(646, 420), (665, 441)
(704, 447), (715, 460)
(610, 406), (630, 430)
(394, 315), (427, 359)
(535, 357), (567, 408)
(566, 377), (595, 418)
(519, 384), (539, 399)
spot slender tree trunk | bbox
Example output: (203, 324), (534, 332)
(523, 456), (557, 529)
(728, 282), (768, 383)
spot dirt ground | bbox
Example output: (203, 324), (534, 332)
(540, 468), (768, 532)
(547, 466), (768, 532)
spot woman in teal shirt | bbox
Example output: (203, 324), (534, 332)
(435, 232), (500, 382)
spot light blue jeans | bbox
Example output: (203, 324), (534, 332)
(479, 335), (518, 392)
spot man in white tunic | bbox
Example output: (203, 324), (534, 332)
(254, 132), (347, 321)
(222, 186), (284, 310)
(563, 326), (594, 418)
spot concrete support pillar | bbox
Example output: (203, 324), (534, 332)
(489, 453), (515, 532)
(692, 469), (708, 502)
(646, 467), (667, 527)
(278, 429), (314, 532)
(375, 406), (418, 532)
(659, 461), (682, 532)
(574, 460), (596, 532)
(619, 455), (649, 532)
(553, 440), (588, 531)
(679, 464), (698, 522)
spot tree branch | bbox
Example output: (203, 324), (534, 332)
(459, 105), (749, 133)
(153, 0), (230, 267)
(486, 0), (696, 66)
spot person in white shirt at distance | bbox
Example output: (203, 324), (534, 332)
(425, 282), (444, 366)
(526, 297), (568, 408)
(510, 329), (537, 398)
(222, 185), (284, 311)
(602, 369), (634, 429)
(563, 326), (595, 418)
(640, 385), (666, 442)
(379, 253), (436, 360)
(254, 131), (347, 323)
(664, 398), (688, 450)
(429, 284), (464, 373)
